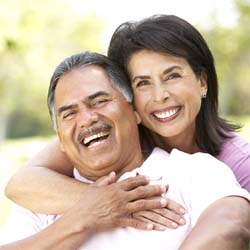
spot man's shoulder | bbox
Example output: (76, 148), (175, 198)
(149, 147), (224, 170)
(169, 148), (231, 177)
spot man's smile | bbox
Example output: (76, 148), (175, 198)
(77, 123), (112, 148)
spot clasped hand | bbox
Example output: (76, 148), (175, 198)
(69, 172), (186, 233)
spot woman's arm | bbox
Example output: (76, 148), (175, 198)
(179, 196), (250, 250)
(0, 213), (93, 250)
(5, 138), (86, 214)
(5, 138), (186, 227)
(0, 176), (169, 250)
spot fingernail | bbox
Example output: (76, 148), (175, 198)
(171, 222), (178, 228)
(160, 198), (167, 206)
(160, 185), (166, 192)
(179, 218), (186, 225)
(110, 172), (116, 177)
(147, 224), (153, 230)
(179, 208), (186, 214)
(158, 225), (166, 231)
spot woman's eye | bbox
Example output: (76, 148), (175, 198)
(167, 73), (181, 81)
(136, 80), (150, 87)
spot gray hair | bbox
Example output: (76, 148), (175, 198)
(47, 52), (133, 129)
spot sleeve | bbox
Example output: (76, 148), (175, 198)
(225, 149), (250, 192)
(0, 204), (49, 245)
(187, 153), (250, 226)
(218, 135), (250, 191)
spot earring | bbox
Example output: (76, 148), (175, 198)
(202, 93), (207, 98)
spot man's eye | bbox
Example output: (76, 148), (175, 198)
(63, 111), (76, 120)
(136, 80), (150, 88)
(92, 99), (109, 107)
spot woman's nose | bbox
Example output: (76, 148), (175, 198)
(152, 84), (170, 102)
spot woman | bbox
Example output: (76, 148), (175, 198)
(5, 15), (250, 226)
(107, 14), (250, 190)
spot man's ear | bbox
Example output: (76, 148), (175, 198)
(134, 110), (142, 124)
(57, 131), (65, 152)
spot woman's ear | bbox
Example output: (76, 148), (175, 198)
(199, 71), (208, 96)
(134, 110), (142, 124)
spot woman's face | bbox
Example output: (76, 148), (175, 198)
(128, 50), (207, 139)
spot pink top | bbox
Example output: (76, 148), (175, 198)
(217, 133), (250, 191)
(140, 125), (250, 191)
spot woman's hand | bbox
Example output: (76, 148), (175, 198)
(132, 197), (186, 230)
(75, 173), (169, 232)
(90, 173), (185, 231)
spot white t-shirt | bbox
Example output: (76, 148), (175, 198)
(1, 148), (249, 250)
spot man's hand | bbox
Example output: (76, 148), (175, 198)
(68, 174), (169, 233)
(94, 172), (186, 231)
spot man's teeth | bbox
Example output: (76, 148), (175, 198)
(83, 131), (109, 145)
(154, 108), (179, 119)
(88, 140), (104, 148)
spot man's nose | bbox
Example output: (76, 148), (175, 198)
(152, 84), (170, 103)
(78, 107), (98, 128)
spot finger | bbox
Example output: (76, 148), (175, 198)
(165, 199), (186, 215)
(132, 212), (167, 231)
(118, 175), (150, 191)
(128, 185), (167, 201)
(119, 217), (154, 231)
(126, 198), (167, 213)
(136, 214), (178, 230)
(134, 207), (185, 227)
(153, 208), (186, 226)
(95, 172), (116, 187)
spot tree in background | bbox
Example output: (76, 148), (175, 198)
(203, 0), (250, 116)
(0, 0), (105, 140)
(0, 0), (249, 140)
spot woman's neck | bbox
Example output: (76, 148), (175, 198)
(151, 131), (200, 154)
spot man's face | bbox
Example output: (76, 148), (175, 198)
(54, 65), (142, 180)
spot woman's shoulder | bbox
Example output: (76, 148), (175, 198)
(217, 132), (250, 190)
(219, 132), (250, 157)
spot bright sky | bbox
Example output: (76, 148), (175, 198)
(66, 0), (238, 50)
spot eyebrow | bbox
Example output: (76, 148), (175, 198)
(87, 91), (110, 101)
(57, 91), (110, 116)
(57, 104), (77, 116)
(162, 65), (182, 75)
(131, 65), (183, 83)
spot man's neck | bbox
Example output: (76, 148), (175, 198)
(116, 150), (145, 179)
(75, 145), (145, 182)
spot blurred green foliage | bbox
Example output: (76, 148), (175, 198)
(0, 0), (105, 139)
(0, 0), (249, 139)
(203, 0), (250, 116)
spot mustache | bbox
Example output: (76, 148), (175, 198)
(77, 123), (112, 143)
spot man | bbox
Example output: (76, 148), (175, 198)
(0, 52), (249, 250)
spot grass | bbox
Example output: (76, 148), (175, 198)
(0, 116), (249, 229)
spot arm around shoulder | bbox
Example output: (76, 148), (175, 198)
(4, 138), (85, 214)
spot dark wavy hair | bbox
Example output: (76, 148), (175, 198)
(108, 14), (240, 156)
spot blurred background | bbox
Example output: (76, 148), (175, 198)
(0, 0), (249, 230)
